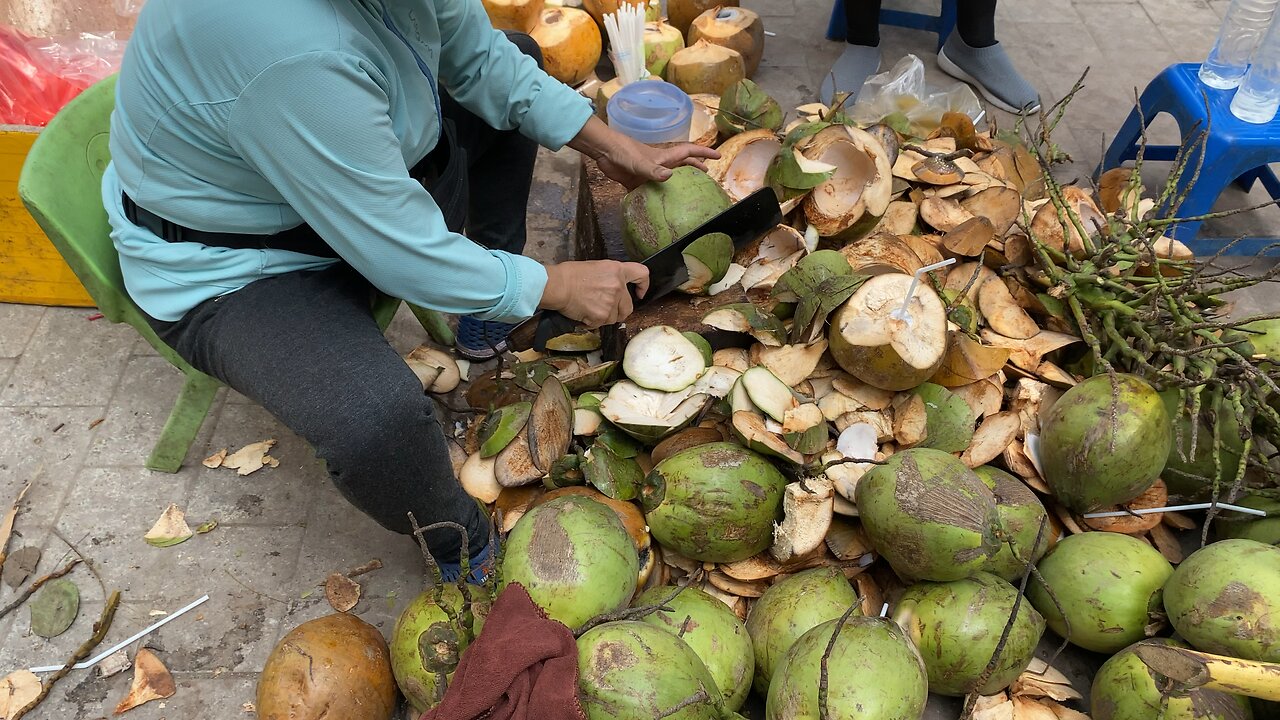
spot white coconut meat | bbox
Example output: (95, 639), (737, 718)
(707, 262), (746, 296)
(690, 365), (741, 399)
(802, 126), (893, 237)
(707, 129), (781, 201)
(741, 366), (798, 422)
(738, 225), (808, 291)
(599, 381), (707, 440)
(622, 325), (708, 392)
(460, 451), (501, 504)
(834, 273), (948, 371)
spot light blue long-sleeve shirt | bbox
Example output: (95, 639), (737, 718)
(102, 0), (594, 322)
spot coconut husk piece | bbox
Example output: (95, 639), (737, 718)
(942, 216), (997, 257)
(932, 333), (1011, 387)
(892, 393), (929, 447)
(770, 478), (834, 563)
(834, 411), (893, 441)
(1148, 521), (1184, 563)
(754, 341), (829, 387)
(708, 571), (768, 598)
(1133, 642), (1280, 701)
(1009, 378), (1059, 435)
(1049, 502), (1086, 535)
(855, 571), (885, 618)
(1162, 510), (1197, 530)
(881, 200), (919, 235)
(951, 378), (1005, 420)
(113, 648), (176, 714)
(831, 376), (895, 410)
(960, 411), (1020, 468)
(980, 329), (1082, 372)
(919, 197), (975, 232)
(719, 553), (782, 582)
(494, 485), (544, 533)
(945, 261), (997, 304)
(1012, 660), (1082, 702)
(961, 185), (1022, 235)
(1082, 478), (1169, 533)
(1036, 361), (1078, 388)
(1004, 439), (1051, 493)
(979, 277), (1040, 340)
(838, 232), (925, 276)
(901, 234), (945, 266)
(972, 694), (1014, 720)
(824, 517), (873, 561)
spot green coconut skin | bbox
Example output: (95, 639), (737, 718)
(1091, 639), (1253, 720)
(1214, 494), (1280, 545)
(1026, 532), (1173, 654)
(1158, 390), (1245, 499)
(1163, 539), (1280, 663)
(765, 616), (928, 720)
(744, 567), (860, 696)
(973, 465), (1050, 581)
(1039, 373), (1172, 512)
(500, 496), (640, 630)
(621, 166), (732, 261)
(641, 442), (787, 563)
(390, 584), (488, 712)
(577, 621), (726, 720)
(634, 586), (755, 712)
(895, 572), (1045, 696)
(854, 448), (1001, 581)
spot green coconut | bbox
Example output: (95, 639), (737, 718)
(678, 232), (734, 295)
(500, 495), (639, 629)
(1240, 318), (1280, 365)
(1158, 389), (1246, 499)
(973, 465), (1050, 581)
(1026, 531), (1173, 654)
(1164, 538), (1280, 662)
(577, 621), (726, 720)
(1039, 373), (1172, 512)
(854, 448), (1001, 581)
(1214, 494), (1280, 545)
(641, 442), (787, 563)
(745, 567), (860, 696)
(390, 584), (488, 712)
(635, 586), (755, 711)
(895, 572), (1045, 696)
(715, 79), (783, 137)
(765, 616), (928, 720)
(622, 166), (732, 261)
(644, 18), (685, 79)
(1091, 639), (1253, 720)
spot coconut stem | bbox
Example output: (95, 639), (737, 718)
(573, 569), (702, 638)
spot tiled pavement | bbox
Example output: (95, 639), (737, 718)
(1, 1), (1278, 717)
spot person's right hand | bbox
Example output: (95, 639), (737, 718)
(540, 260), (650, 328)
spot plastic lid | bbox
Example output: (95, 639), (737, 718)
(606, 80), (694, 144)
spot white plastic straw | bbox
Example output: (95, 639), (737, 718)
(889, 258), (956, 324)
(879, 602), (890, 618)
(30, 594), (210, 673)
(604, 3), (646, 85)
(1083, 503), (1268, 519)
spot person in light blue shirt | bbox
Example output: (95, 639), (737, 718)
(104, 0), (716, 581)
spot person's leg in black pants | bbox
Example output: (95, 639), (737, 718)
(821, 0), (883, 106)
(150, 264), (491, 572)
(439, 31), (543, 360)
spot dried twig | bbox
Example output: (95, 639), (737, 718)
(0, 559), (80, 622)
(14, 590), (121, 720)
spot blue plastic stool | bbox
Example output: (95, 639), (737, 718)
(1101, 63), (1280, 254)
(826, 0), (958, 51)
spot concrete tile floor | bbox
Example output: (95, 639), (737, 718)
(1, 1), (1278, 717)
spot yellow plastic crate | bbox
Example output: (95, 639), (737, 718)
(0, 127), (95, 307)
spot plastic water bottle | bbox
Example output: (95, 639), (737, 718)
(1232, 13), (1280, 122)
(1200, 0), (1280, 89)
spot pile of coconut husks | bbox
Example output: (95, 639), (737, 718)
(250, 82), (1280, 720)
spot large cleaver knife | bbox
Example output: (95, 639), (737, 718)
(508, 187), (782, 352)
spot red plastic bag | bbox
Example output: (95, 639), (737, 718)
(0, 26), (124, 126)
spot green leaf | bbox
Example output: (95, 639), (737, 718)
(881, 112), (911, 136)
(29, 578), (79, 639)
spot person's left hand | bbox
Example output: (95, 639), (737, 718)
(596, 137), (720, 190)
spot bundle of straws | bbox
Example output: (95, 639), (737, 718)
(603, 2), (647, 85)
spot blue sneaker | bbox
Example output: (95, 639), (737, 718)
(456, 316), (517, 361)
(439, 534), (499, 585)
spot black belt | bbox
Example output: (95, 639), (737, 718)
(122, 119), (462, 258)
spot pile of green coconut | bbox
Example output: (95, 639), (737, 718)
(251, 83), (1280, 720)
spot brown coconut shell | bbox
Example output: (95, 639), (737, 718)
(257, 614), (397, 720)
(665, 39), (746, 96)
(688, 6), (764, 76)
(481, 0), (546, 33)
(1029, 186), (1105, 258)
(530, 7), (602, 86)
(802, 125), (893, 239)
(706, 128), (780, 199)
(667, 0), (739, 38)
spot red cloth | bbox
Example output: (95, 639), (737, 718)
(421, 583), (586, 720)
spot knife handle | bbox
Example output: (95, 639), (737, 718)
(533, 310), (581, 351)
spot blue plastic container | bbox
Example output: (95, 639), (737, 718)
(606, 80), (694, 144)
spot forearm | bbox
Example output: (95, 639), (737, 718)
(567, 115), (627, 163)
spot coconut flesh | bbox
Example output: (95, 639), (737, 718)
(827, 273), (948, 392)
(666, 39), (746, 96)
(598, 380), (709, 444)
(802, 125), (893, 238)
(688, 6), (764, 76)
(530, 7), (602, 86)
(622, 325), (708, 392)
(707, 128), (782, 201)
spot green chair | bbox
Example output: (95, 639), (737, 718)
(18, 75), (449, 472)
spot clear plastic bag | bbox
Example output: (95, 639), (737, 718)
(114, 0), (146, 17)
(848, 54), (985, 136)
(0, 26), (125, 126)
